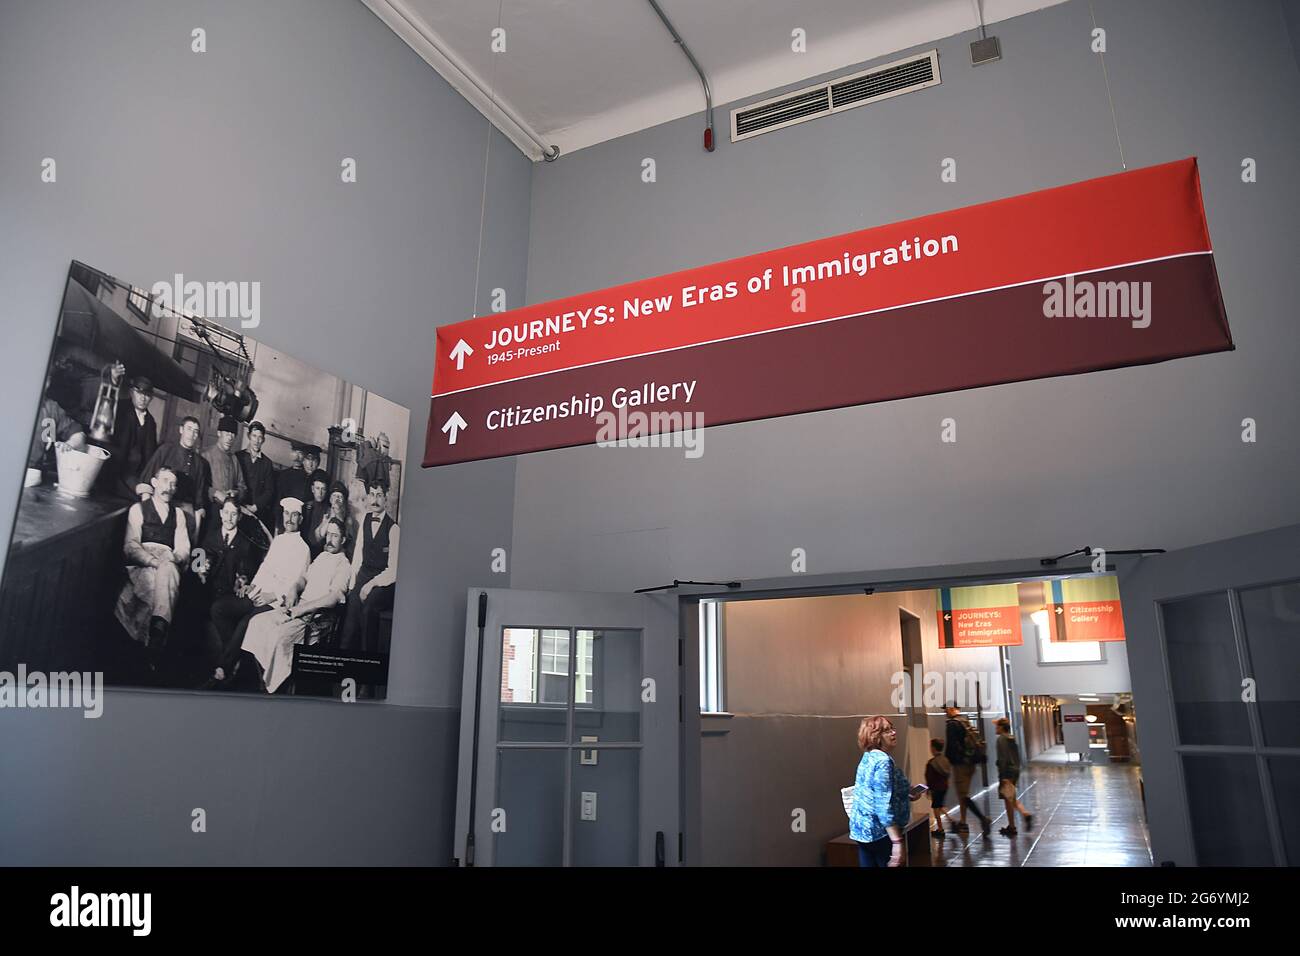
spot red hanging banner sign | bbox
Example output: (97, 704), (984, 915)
(936, 584), (1024, 648)
(424, 158), (1230, 466)
(1045, 577), (1127, 643)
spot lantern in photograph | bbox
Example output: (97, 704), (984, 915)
(89, 363), (121, 442)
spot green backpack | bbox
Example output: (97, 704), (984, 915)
(960, 719), (987, 762)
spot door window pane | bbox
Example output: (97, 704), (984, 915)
(494, 623), (645, 866)
(1267, 757), (1300, 865)
(495, 749), (566, 866)
(572, 629), (642, 743)
(1182, 754), (1273, 865)
(576, 630), (594, 705)
(1238, 581), (1300, 748)
(499, 627), (567, 742)
(1160, 593), (1251, 746)
(540, 629), (571, 703)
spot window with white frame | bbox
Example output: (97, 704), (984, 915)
(575, 629), (594, 706)
(538, 628), (570, 703)
(1031, 610), (1103, 663)
(500, 627), (595, 706)
(699, 600), (725, 712)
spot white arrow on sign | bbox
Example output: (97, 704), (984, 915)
(943, 613), (951, 621)
(1054, 606), (1064, 615)
(450, 338), (474, 371)
(441, 411), (468, 445)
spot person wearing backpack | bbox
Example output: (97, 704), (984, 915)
(995, 717), (1034, 836)
(944, 702), (991, 838)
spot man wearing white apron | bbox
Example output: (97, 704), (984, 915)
(241, 518), (352, 693)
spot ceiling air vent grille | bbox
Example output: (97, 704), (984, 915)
(831, 55), (935, 108)
(735, 87), (831, 137)
(731, 50), (940, 143)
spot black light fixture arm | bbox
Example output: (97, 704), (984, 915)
(1040, 546), (1166, 567)
(634, 579), (742, 594)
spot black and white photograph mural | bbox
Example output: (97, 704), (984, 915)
(0, 261), (408, 698)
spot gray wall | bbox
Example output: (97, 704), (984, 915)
(0, 0), (530, 864)
(1284, 0), (1300, 75)
(513, 0), (1300, 594)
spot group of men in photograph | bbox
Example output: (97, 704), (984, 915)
(110, 410), (399, 693)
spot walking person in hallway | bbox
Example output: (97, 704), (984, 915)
(945, 702), (991, 838)
(995, 717), (1034, 836)
(849, 716), (926, 867)
(925, 737), (951, 839)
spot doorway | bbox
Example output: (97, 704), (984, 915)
(900, 609), (926, 731)
(679, 568), (1144, 866)
(683, 585), (1008, 866)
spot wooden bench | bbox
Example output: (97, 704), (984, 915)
(826, 816), (935, 867)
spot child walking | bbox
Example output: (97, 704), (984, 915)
(925, 737), (952, 839)
(995, 717), (1034, 835)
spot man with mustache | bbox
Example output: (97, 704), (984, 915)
(240, 517), (353, 693)
(115, 464), (192, 659)
(339, 477), (399, 653)
(140, 415), (212, 537)
(310, 480), (356, 559)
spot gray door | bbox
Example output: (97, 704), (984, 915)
(453, 588), (680, 866)
(1121, 524), (1300, 866)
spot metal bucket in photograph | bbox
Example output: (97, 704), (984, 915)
(54, 442), (110, 497)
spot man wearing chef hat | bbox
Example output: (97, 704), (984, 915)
(206, 496), (311, 686)
(240, 516), (353, 693)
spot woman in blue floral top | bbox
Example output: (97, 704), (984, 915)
(850, 715), (922, 867)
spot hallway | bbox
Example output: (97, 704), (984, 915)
(930, 762), (1152, 867)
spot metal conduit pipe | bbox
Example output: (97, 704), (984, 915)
(645, 0), (716, 151)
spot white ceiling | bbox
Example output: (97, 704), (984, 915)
(363, 0), (1069, 160)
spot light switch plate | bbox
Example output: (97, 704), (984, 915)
(580, 791), (597, 821)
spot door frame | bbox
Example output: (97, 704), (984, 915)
(1123, 523), (1300, 866)
(675, 550), (1115, 865)
(453, 586), (679, 867)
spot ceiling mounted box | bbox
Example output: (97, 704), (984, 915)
(970, 35), (1002, 65)
(731, 49), (940, 143)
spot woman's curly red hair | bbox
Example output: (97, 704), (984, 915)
(858, 715), (894, 751)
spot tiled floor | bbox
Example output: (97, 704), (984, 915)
(928, 751), (1152, 867)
